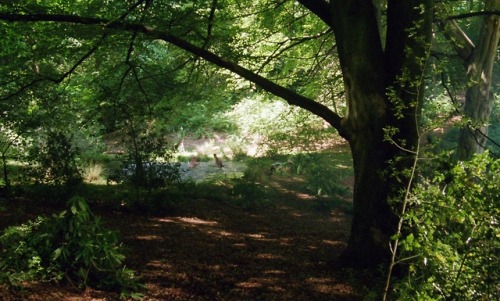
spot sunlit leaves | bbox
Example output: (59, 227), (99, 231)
(1, 0), (343, 144)
(396, 153), (499, 300)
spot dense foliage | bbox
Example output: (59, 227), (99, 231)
(0, 196), (143, 298)
(27, 131), (82, 186)
(393, 153), (499, 300)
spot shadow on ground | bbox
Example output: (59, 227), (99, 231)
(0, 178), (361, 300)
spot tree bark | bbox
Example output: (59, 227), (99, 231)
(325, 0), (394, 266)
(457, 1), (500, 160)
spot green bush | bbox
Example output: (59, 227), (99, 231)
(124, 162), (182, 189)
(21, 185), (67, 204)
(294, 153), (350, 198)
(393, 153), (499, 300)
(27, 131), (82, 186)
(0, 196), (143, 299)
(232, 179), (274, 211)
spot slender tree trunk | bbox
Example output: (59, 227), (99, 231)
(457, 3), (500, 160)
(1, 142), (14, 195)
(1, 152), (10, 194)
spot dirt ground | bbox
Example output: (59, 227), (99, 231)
(0, 177), (362, 301)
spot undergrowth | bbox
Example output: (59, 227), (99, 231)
(0, 196), (144, 299)
(389, 153), (499, 300)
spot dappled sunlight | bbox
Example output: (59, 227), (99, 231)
(294, 192), (317, 200)
(118, 204), (355, 298)
(336, 164), (351, 169)
(255, 253), (286, 260)
(322, 239), (347, 247)
(177, 217), (219, 226)
(263, 269), (287, 275)
(273, 189), (317, 201)
(246, 233), (265, 239)
(237, 277), (287, 291)
(152, 216), (219, 226)
(145, 260), (175, 272)
(270, 177), (325, 201)
(1, 167), (357, 300)
(205, 263), (239, 272)
(279, 237), (293, 246)
(233, 242), (247, 248)
(206, 229), (235, 237)
(135, 234), (162, 241)
(237, 280), (263, 289)
(330, 210), (351, 223)
(306, 277), (358, 296)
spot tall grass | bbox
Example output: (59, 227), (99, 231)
(82, 162), (105, 183)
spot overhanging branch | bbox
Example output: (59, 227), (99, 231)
(445, 10), (500, 20)
(437, 19), (475, 63)
(297, 0), (333, 28)
(0, 13), (346, 137)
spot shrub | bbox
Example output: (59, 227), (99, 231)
(232, 179), (274, 210)
(0, 196), (143, 298)
(124, 162), (182, 188)
(27, 131), (82, 186)
(393, 153), (499, 300)
(294, 153), (350, 198)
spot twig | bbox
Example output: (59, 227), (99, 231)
(382, 42), (432, 301)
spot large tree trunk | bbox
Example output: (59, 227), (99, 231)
(341, 129), (397, 266)
(457, 2), (500, 160)
(329, 0), (433, 266)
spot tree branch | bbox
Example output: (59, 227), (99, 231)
(257, 29), (333, 74)
(297, 0), (333, 28)
(437, 19), (475, 63)
(445, 10), (500, 20)
(151, 29), (345, 136)
(0, 13), (346, 137)
(112, 0), (148, 22)
(202, 0), (218, 50)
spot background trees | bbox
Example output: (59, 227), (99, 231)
(438, 0), (500, 159)
(0, 0), (498, 270)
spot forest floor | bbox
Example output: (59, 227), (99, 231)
(0, 169), (368, 300)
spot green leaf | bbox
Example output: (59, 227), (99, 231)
(53, 248), (62, 260)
